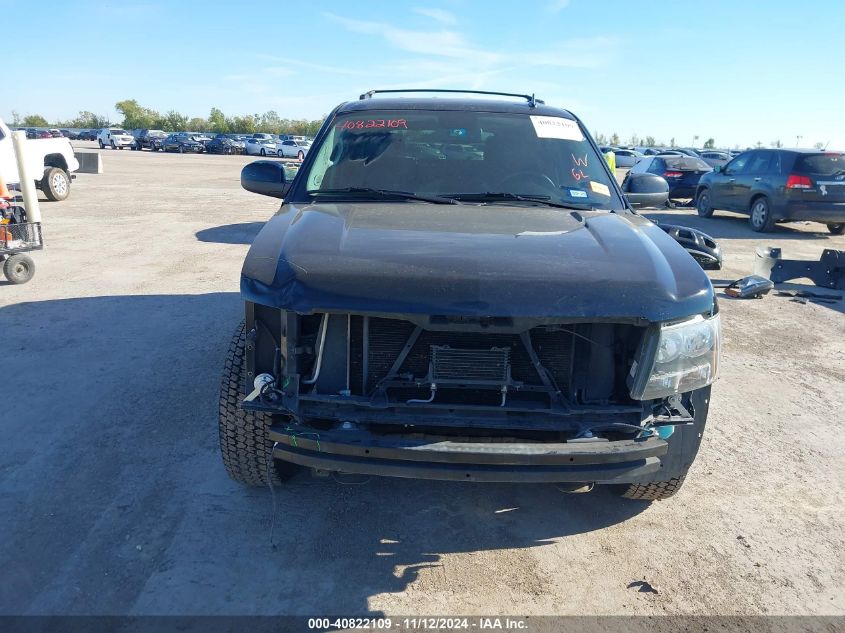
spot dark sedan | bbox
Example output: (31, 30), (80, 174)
(696, 149), (845, 233)
(206, 134), (245, 154)
(161, 134), (204, 153)
(628, 155), (712, 202)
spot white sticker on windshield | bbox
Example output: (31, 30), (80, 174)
(568, 189), (588, 198)
(530, 116), (584, 141)
(590, 181), (610, 197)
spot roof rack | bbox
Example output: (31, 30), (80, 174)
(358, 89), (544, 107)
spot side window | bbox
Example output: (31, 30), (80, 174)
(770, 152), (782, 175)
(630, 158), (648, 173)
(747, 151), (772, 175)
(647, 158), (664, 174)
(724, 153), (750, 175)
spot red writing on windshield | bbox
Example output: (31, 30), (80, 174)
(337, 119), (408, 130)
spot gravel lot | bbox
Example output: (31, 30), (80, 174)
(1, 144), (843, 619)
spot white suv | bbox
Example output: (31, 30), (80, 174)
(97, 128), (135, 150)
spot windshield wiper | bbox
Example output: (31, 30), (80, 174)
(308, 187), (459, 204)
(447, 192), (594, 210)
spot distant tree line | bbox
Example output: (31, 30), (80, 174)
(8, 99), (326, 136)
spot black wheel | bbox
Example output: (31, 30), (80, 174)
(98, 139), (104, 149)
(696, 189), (715, 218)
(219, 322), (296, 486)
(277, 149), (284, 158)
(3, 254), (35, 284)
(613, 476), (686, 501)
(260, 148), (266, 156)
(749, 196), (775, 232)
(297, 150), (304, 160)
(827, 223), (845, 235)
(110, 140), (116, 149)
(41, 167), (70, 201)
(179, 145), (184, 153)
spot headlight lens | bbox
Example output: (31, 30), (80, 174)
(630, 314), (720, 400)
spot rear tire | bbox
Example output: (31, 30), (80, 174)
(749, 197), (775, 232)
(3, 254), (35, 284)
(218, 322), (296, 486)
(110, 140), (116, 149)
(614, 476), (686, 501)
(696, 189), (715, 218)
(41, 167), (70, 201)
(98, 139), (104, 149)
(827, 223), (845, 235)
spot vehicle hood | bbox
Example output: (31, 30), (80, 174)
(241, 202), (714, 322)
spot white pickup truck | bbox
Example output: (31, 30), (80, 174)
(0, 118), (80, 201)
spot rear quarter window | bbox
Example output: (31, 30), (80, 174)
(664, 157), (711, 171)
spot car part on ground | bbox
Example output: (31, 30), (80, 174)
(656, 223), (723, 270)
(753, 246), (845, 290)
(723, 275), (775, 298)
(775, 289), (843, 305)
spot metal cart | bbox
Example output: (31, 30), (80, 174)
(1, 201), (42, 284)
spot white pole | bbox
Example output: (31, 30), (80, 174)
(10, 131), (42, 224)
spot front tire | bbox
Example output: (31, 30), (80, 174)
(696, 189), (715, 218)
(218, 322), (295, 486)
(3, 254), (35, 284)
(260, 148), (266, 156)
(110, 140), (116, 149)
(98, 139), (104, 149)
(41, 167), (70, 201)
(827, 223), (845, 235)
(614, 476), (686, 501)
(749, 197), (775, 232)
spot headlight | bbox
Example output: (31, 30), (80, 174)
(628, 314), (720, 400)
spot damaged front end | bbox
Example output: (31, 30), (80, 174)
(240, 302), (716, 484)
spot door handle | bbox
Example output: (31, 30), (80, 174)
(728, 178), (735, 183)
(754, 177), (762, 181)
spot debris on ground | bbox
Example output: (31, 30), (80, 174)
(627, 580), (661, 594)
(724, 275), (774, 298)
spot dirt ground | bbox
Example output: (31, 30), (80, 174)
(1, 144), (843, 619)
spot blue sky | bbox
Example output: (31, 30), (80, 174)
(4, 0), (844, 149)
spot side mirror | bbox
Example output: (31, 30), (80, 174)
(621, 172), (669, 209)
(241, 160), (291, 199)
(714, 165), (723, 174)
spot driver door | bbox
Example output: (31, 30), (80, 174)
(711, 151), (751, 210)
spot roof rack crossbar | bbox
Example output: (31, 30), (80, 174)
(358, 89), (543, 107)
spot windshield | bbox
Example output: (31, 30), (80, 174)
(299, 110), (622, 209)
(111, 129), (128, 135)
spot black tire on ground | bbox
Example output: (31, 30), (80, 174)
(98, 139), (104, 149)
(696, 189), (715, 218)
(179, 145), (184, 153)
(749, 196), (776, 232)
(260, 148), (266, 156)
(827, 223), (845, 235)
(41, 167), (71, 201)
(277, 149), (284, 158)
(111, 140), (116, 149)
(3, 254), (35, 284)
(614, 476), (686, 501)
(218, 322), (296, 486)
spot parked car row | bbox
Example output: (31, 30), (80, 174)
(82, 129), (311, 158)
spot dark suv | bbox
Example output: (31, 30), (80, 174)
(219, 89), (720, 501)
(695, 149), (845, 233)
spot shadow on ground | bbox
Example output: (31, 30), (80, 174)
(0, 293), (651, 615)
(195, 222), (264, 245)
